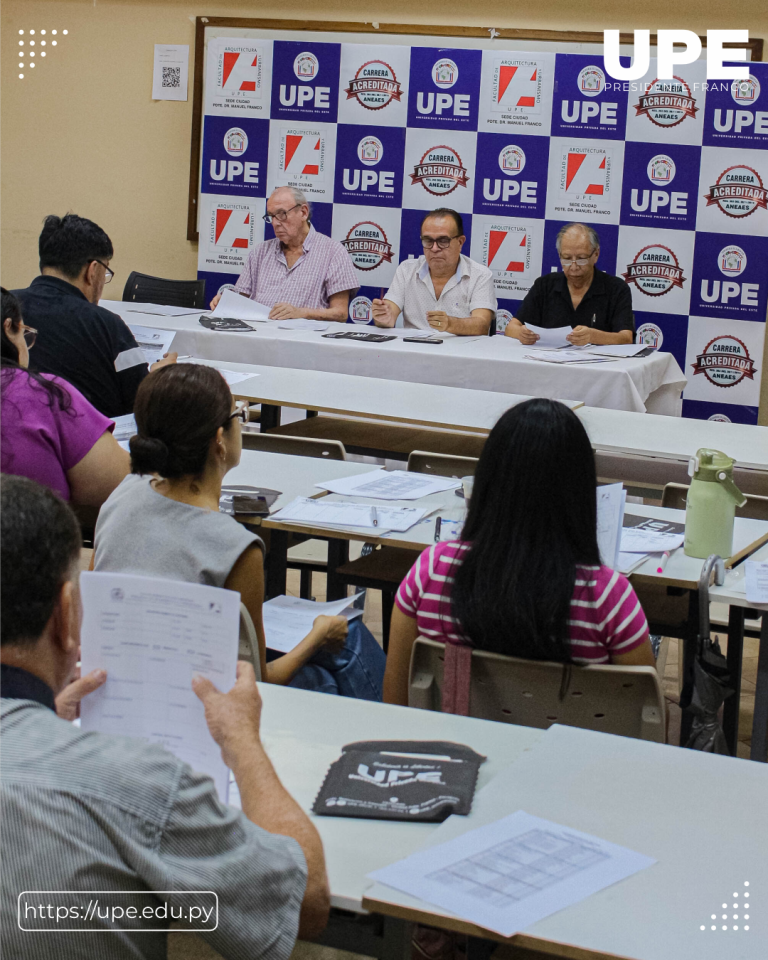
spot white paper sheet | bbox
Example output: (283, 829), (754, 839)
(620, 529), (684, 553)
(524, 323), (571, 348)
(152, 44), (189, 101)
(617, 552), (652, 575)
(596, 483), (626, 570)
(183, 358), (259, 387)
(277, 318), (330, 331)
(211, 289), (272, 322)
(745, 561), (768, 604)
(316, 469), (460, 501)
(524, 350), (612, 364)
(586, 343), (651, 358)
(79, 572), (239, 803)
(368, 810), (655, 938)
(123, 303), (203, 317)
(127, 324), (177, 366)
(271, 497), (427, 533)
(262, 594), (364, 654)
(111, 413), (137, 451)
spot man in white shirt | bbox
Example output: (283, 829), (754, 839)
(371, 209), (496, 335)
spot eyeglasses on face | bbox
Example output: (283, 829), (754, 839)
(421, 235), (459, 250)
(559, 255), (595, 267)
(262, 203), (302, 224)
(226, 400), (250, 426)
(22, 324), (37, 348)
(93, 259), (114, 283)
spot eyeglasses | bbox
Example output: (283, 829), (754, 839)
(93, 259), (114, 283)
(559, 255), (595, 267)
(22, 325), (37, 348)
(262, 204), (302, 224)
(226, 400), (250, 426)
(421, 235), (459, 250)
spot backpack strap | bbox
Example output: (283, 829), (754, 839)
(441, 643), (472, 716)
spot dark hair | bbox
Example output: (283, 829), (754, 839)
(130, 364), (233, 479)
(1, 287), (72, 413)
(420, 208), (464, 236)
(451, 399), (600, 663)
(38, 213), (113, 280)
(1, 475), (82, 647)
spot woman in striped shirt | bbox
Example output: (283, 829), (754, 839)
(383, 398), (655, 706)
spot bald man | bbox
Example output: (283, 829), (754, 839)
(504, 223), (634, 346)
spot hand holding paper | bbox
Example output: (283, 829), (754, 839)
(210, 288), (272, 323)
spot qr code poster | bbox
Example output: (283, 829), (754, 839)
(152, 44), (189, 102)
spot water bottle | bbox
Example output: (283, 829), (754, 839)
(684, 449), (746, 559)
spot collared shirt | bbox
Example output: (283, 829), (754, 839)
(234, 224), (358, 309)
(12, 276), (149, 418)
(385, 255), (497, 331)
(516, 268), (635, 334)
(0, 664), (306, 960)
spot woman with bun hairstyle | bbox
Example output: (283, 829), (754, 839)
(93, 363), (385, 698)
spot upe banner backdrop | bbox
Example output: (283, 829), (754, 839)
(199, 46), (768, 424)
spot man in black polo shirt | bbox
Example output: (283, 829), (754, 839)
(504, 223), (634, 347)
(12, 215), (176, 418)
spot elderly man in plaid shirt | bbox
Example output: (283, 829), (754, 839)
(210, 187), (358, 322)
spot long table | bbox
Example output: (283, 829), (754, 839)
(106, 303), (686, 415)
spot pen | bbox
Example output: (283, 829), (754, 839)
(434, 517), (442, 542)
(176, 355), (193, 359)
(591, 314), (596, 328)
(371, 506), (378, 527)
(656, 550), (671, 574)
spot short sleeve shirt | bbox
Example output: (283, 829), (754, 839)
(12, 276), (149, 418)
(1, 368), (113, 500)
(515, 268), (635, 334)
(385, 255), (497, 331)
(234, 225), (358, 309)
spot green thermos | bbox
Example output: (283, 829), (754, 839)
(684, 449), (746, 559)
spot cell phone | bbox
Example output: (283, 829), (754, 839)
(403, 336), (443, 344)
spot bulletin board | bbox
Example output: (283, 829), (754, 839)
(190, 18), (767, 423)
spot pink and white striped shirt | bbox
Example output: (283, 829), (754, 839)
(234, 224), (358, 309)
(395, 541), (649, 664)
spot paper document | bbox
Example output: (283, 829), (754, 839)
(262, 594), (364, 654)
(617, 552), (653, 575)
(620, 529), (684, 553)
(316, 469), (460, 500)
(586, 343), (651, 358)
(524, 350), (612, 364)
(112, 413), (137, 451)
(127, 324), (177, 365)
(368, 810), (655, 938)
(524, 323), (571, 348)
(79, 572), (239, 803)
(435, 518), (464, 542)
(152, 43), (189, 101)
(123, 302), (203, 317)
(271, 497), (428, 533)
(183, 358), (259, 387)
(277, 318), (330, 331)
(211, 289), (272, 322)
(596, 483), (626, 570)
(745, 561), (768, 604)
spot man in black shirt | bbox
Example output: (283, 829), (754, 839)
(12, 215), (176, 417)
(504, 223), (634, 347)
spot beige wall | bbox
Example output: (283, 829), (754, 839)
(3, 0), (768, 420)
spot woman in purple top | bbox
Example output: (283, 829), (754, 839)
(1, 287), (128, 504)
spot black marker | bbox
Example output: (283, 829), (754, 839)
(434, 517), (442, 542)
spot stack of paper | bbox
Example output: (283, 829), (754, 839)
(586, 343), (652, 358)
(262, 594), (364, 653)
(316, 469), (460, 500)
(277, 318), (330, 331)
(127, 324), (177, 365)
(210, 288), (272, 322)
(524, 350), (612, 364)
(271, 497), (428, 533)
(523, 323), (571, 348)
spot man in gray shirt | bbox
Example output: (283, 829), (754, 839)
(0, 475), (330, 959)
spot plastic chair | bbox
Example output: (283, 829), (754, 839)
(408, 637), (666, 742)
(242, 432), (346, 461)
(121, 271), (206, 309)
(238, 604), (262, 680)
(406, 450), (478, 478)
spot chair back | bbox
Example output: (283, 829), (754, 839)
(122, 271), (206, 309)
(242, 432), (346, 460)
(662, 482), (768, 520)
(239, 604), (262, 680)
(408, 637), (665, 742)
(407, 450), (478, 478)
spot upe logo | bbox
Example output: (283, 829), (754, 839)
(623, 244), (686, 296)
(709, 413), (732, 422)
(349, 295), (373, 323)
(358, 136), (384, 165)
(342, 222), (394, 271)
(719, 245), (747, 276)
(705, 165), (768, 218)
(692, 335), (756, 387)
(484, 226), (532, 274)
(433, 58), (459, 88)
(211, 204), (254, 249)
(578, 65), (605, 97)
(294, 52), (319, 80)
(224, 127), (248, 156)
(648, 154), (676, 184)
(732, 76), (760, 104)
(492, 59), (542, 112)
(410, 146), (470, 195)
(345, 60), (403, 110)
(499, 145), (526, 175)
(635, 77), (698, 127)
(217, 45), (262, 95)
(560, 148), (610, 196)
(636, 321), (663, 348)
(279, 131), (325, 177)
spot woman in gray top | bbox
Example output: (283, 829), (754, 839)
(94, 363), (384, 699)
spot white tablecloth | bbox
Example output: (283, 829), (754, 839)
(110, 306), (686, 415)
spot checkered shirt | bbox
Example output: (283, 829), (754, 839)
(385, 255), (497, 330)
(235, 224), (358, 309)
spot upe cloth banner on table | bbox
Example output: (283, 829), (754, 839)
(198, 42), (768, 424)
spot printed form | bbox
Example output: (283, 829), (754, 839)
(316, 469), (460, 500)
(79, 572), (239, 803)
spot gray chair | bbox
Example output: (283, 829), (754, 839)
(242, 432), (346, 461)
(408, 637), (666, 743)
(121, 271), (206, 309)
